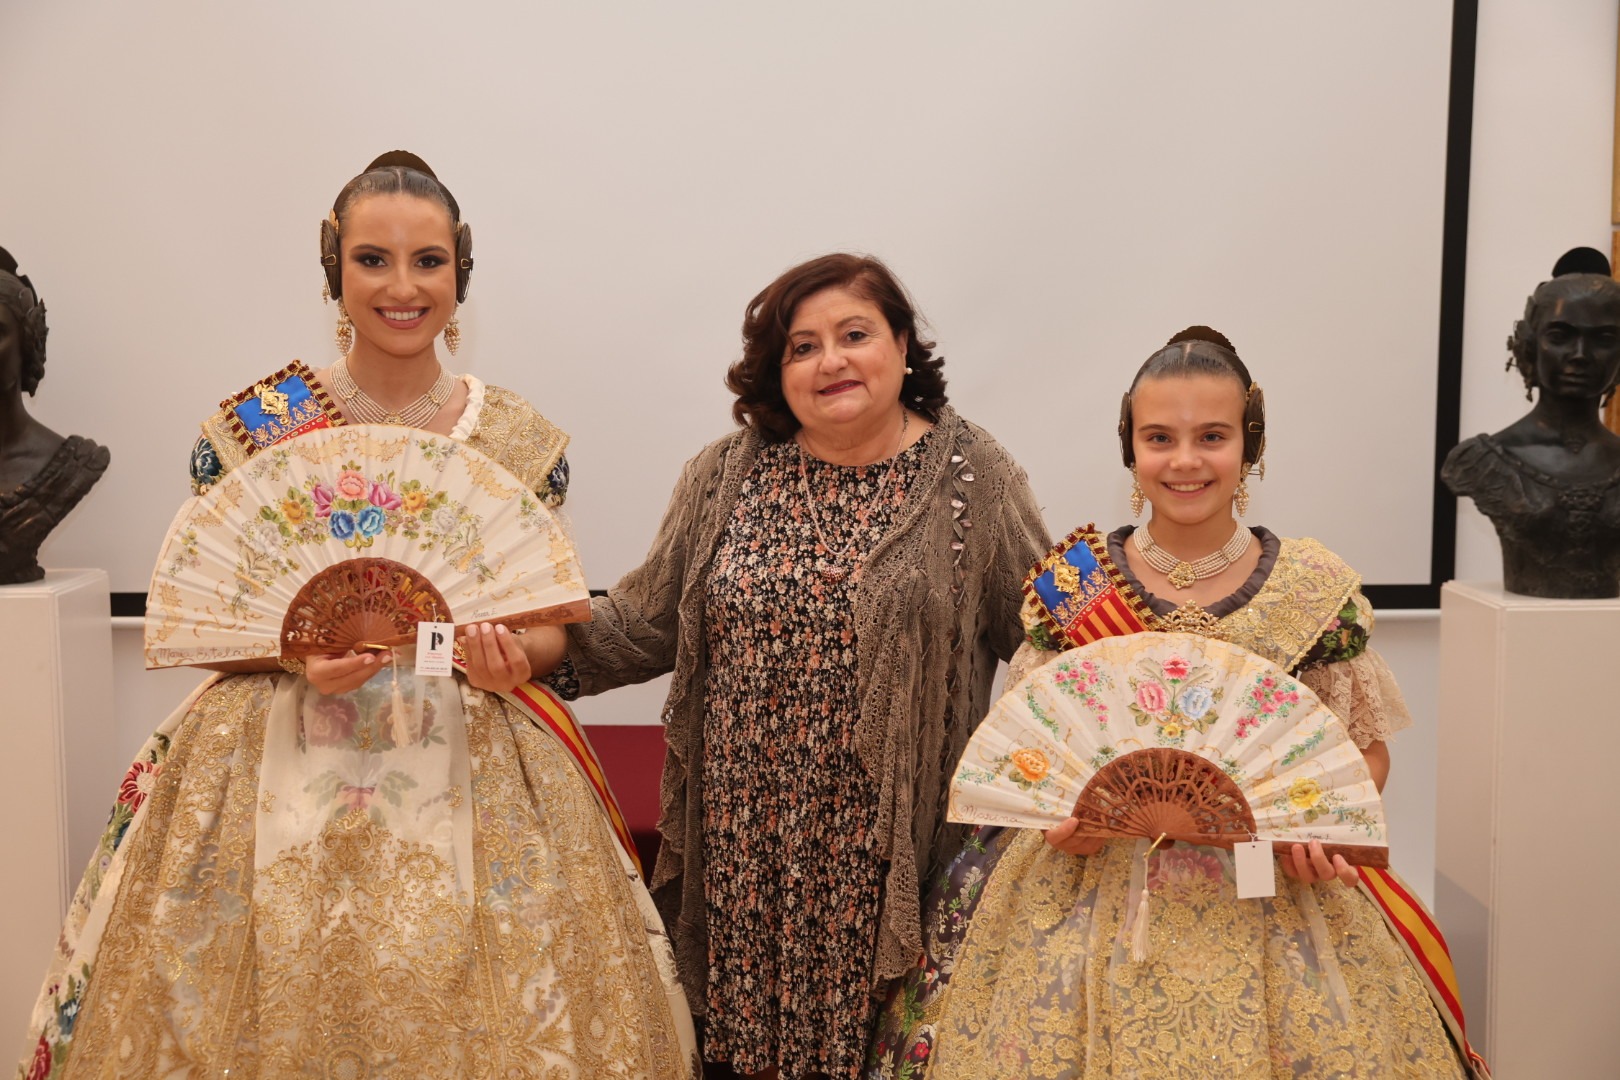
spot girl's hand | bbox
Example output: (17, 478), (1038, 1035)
(1043, 817), (1108, 856)
(1279, 839), (1360, 887)
(305, 650), (386, 697)
(460, 623), (532, 693)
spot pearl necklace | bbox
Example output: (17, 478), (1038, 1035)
(1133, 521), (1251, 590)
(329, 357), (456, 428)
(797, 411), (909, 584)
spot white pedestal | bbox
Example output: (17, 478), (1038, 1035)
(0, 570), (117, 1056)
(1436, 581), (1620, 1076)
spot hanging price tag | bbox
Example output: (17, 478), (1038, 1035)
(415, 621), (456, 677)
(1234, 840), (1276, 899)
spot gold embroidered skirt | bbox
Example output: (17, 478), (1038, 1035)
(19, 672), (696, 1079)
(927, 832), (1466, 1079)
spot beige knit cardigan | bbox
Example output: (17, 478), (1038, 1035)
(563, 406), (1050, 1010)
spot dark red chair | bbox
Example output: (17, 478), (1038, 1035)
(582, 724), (667, 873)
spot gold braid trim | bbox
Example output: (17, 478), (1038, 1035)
(1214, 536), (1360, 671)
(199, 409), (251, 477)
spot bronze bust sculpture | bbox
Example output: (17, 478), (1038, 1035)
(1443, 247), (1620, 599)
(0, 247), (110, 585)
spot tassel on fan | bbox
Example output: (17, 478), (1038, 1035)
(145, 424), (590, 668)
(949, 631), (1388, 867)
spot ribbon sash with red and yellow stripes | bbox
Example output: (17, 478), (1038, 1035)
(1359, 867), (1491, 1078)
(492, 675), (646, 877)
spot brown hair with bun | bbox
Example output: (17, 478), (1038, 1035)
(1117, 325), (1266, 470)
(319, 151), (475, 303)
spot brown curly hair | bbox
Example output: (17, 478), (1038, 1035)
(726, 253), (947, 441)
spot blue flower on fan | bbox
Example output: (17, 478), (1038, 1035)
(356, 506), (386, 538)
(1177, 685), (1215, 721)
(328, 510), (357, 541)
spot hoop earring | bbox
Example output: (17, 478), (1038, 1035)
(1234, 478), (1250, 518)
(444, 314), (461, 356)
(335, 300), (353, 356)
(1130, 466), (1145, 518)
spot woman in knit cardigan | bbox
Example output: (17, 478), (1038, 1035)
(532, 253), (1048, 1080)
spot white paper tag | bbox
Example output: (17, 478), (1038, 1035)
(1234, 840), (1276, 899)
(415, 621), (456, 677)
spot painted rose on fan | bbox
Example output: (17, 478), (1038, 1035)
(368, 480), (402, 511)
(1286, 777), (1323, 811)
(1177, 684), (1215, 720)
(335, 469), (369, 499)
(1135, 682), (1167, 713)
(1161, 655), (1190, 680)
(310, 480), (335, 517)
(1010, 747), (1050, 784)
(1052, 658), (1111, 725)
(328, 509), (357, 542)
(356, 505), (387, 540)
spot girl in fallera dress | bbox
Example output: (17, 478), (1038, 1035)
(18, 153), (697, 1080)
(866, 327), (1487, 1080)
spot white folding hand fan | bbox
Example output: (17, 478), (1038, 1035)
(145, 424), (589, 668)
(950, 631), (1388, 866)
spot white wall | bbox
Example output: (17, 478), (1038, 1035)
(3, 1), (1454, 592)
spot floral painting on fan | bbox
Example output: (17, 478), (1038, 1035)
(145, 424), (591, 668)
(948, 631), (1390, 865)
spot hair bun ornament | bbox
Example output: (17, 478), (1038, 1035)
(363, 150), (440, 179)
(1166, 325), (1237, 354)
(1551, 247), (1612, 278)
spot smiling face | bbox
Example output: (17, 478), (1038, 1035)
(1531, 287), (1620, 401)
(1130, 373), (1248, 528)
(338, 193), (458, 363)
(779, 286), (909, 441)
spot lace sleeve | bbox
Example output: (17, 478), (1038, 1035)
(1007, 640), (1062, 687)
(1296, 647), (1413, 748)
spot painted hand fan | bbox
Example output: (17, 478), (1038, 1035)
(950, 631), (1388, 867)
(145, 424), (589, 668)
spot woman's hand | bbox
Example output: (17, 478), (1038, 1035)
(1042, 817), (1107, 857)
(1279, 839), (1360, 887)
(460, 622), (532, 693)
(305, 651), (386, 696)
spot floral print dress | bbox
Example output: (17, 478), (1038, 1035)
(701, 434), (927, 1079)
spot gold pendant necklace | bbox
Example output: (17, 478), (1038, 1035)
(1133, 521), (1251, 590)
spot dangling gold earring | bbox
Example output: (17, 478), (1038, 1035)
(1234, 478), (1250, 518)
(1130, 466), (1146, 518)
(334, 299), (353, 356)
(443, 314), (461, 357)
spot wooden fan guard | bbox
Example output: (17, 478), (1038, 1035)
(1071, 747), (1388, 868)
(279, 558), (592, 658)
(281, 559), (451, 658)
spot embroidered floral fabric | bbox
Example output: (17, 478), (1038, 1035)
(700, 436), (926, 1078)
(20, 674), (694, 1078)
(925, 834), (1467, 1078)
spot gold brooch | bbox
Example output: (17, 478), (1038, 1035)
(1051, 561), (1082, 595)
(254, 381), (292, 423)
(1160, 600), (1221, 637)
